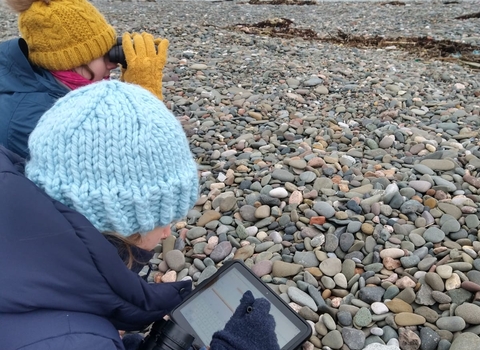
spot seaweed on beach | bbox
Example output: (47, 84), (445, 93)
(232, 18), (319, 39)
(380, 1), (406, 6)
(455, 11), (480, 20)
(249, 0), (317, 5)
(324, 29), (480, 63)
(229, 19), (480, 68)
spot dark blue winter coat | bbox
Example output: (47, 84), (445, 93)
(0, 38), (70, 159)
(0, 146), (192, 350)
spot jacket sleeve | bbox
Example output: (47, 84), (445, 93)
(0, 168), (192, 332)
(7, 93), (59, 159)
(57, 201), (193, 331)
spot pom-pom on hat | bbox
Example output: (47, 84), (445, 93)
(5, 0), (116, 71)
(25, 80), (199, 237)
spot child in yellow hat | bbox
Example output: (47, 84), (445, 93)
(0, 0), (168, 158)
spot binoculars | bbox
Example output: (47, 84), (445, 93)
(108, 37), (158, 69)
(137, 318), (195, 350)
(108, 37), (128, 69)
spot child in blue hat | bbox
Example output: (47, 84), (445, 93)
(0, 80), (279, 350)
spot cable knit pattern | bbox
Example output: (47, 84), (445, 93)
(13, 0), (116, 70)
(25, 80), (199, 236)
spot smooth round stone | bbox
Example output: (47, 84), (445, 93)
(400, 255), (420, 268)
(239, 205), (257, 222)
(420, 327), (440, 350)
(322, 313), (336, 331)
(400, 200), (424, 214)
(269, 187), (289, 198)
(233, 245), (255, 261)
(467, 270), (480, 285)
(420, 159), (455, 171)
(322, 330), (343, 349)
(454, 303), (480, 324)
(437, 339), (451, 350)
(446, 262), (472, 271)
(197, 265), (218, 284)
(294, 251), (320, 268)
(365, 263), (385, 272)
(430, 291), (451, 305)
(466, 214), (480, 229)
(299, 171), (316, 183)
(320, 257), (342, 276)
(436, 316), (466, 332)
(331, 272), (347, 290)
(414, 306), (439, 323)
(272, 169), (295, 182)
(409, 233), (426, 247)
(313, 202), (336, 218)
(414, 164), (435, 175)
(193, 242), (207, 254)
(379, 248), (405, 259)
(358, 286), (385, 303)
(321, 276), (336, 289)
(339, 232), (355, 251)
(450, 332), (480, 350)
(383, 285), (400, 300)
(394, 312), (425, 326)
(197, 210), (222, 226)
(251, 260), (273, 277)
(337, 310), (353, 326)
(425, 272), (445, 291)
(245, 226), (258, 237)
(272, 261), (303, 277)
(342, 327), (366, 350)
(409, 180), (432, 192)
(164, 249), (186, 272)
(287, 287), (317, 311)
(379, 135), (394, 148)
(371, 302), (389, 315)
(289, 159), (307, 169)
(436, 265), (453, 279)
(441, 219), (461, 234)
(423, 227), (445, 243)
(382, 326), (399, 343)
(385, 299), (413, 313)
(324, 233), (339, 252)
(418, 257), (437, 271)
(364, 344), (400, 350)
(354, 307), (372, 327)
(187, 227), (207, 240)
(210, 241), (232, 263)
(437, 202), (462, 219)
(303, 271), (318, 288)
(255, 205), (271, 219)
(370, 327), (384, 336)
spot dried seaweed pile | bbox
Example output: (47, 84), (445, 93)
(249, 0), (317, 5)
(229, 18), (480, 68)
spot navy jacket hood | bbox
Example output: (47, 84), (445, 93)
(0, 39), (69, 158)
(0, 147), (192, 349)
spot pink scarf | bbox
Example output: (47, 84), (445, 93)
(51, 70), (104, 90)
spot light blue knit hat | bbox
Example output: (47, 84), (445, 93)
(25, 80), (199, 237)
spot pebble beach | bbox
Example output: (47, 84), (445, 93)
(2, 0), (480, 349)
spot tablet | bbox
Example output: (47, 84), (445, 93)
(170, 260), (312, 350)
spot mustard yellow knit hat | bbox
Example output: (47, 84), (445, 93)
(6, 0), (117, 71)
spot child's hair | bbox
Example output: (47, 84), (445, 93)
(104, 232), (142, 269)
(25, 80), (199, 238)
(5, 0), (116, 71)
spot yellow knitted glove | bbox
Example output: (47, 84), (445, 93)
(120, 32), (169, 100)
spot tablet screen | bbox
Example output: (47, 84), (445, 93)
(171, 261), (310, 349)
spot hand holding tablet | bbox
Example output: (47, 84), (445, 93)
(210, 290), (280, 350)
(170, 260), (312, 350)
